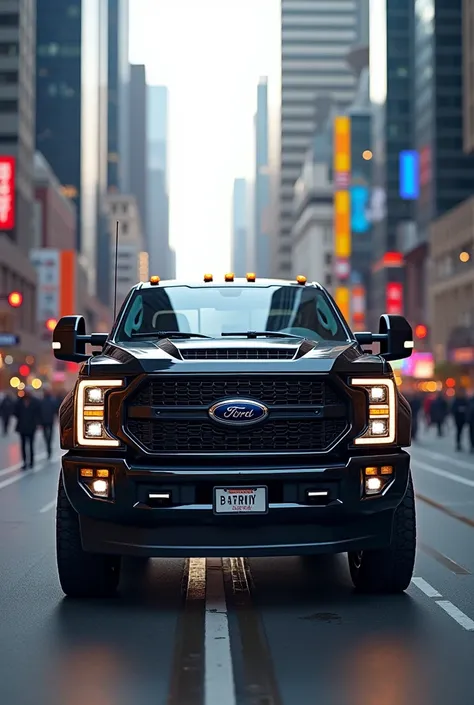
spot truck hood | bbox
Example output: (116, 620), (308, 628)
(82, 336), (388, 376)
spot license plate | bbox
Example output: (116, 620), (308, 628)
(213, 486), (268, 514)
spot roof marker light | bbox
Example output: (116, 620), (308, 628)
(246, 272), (256, 282)
(296, 275), (307, 285)
(224, 273), (235, 282)
(204, 273), (213, 282)
(149, 275), (160, 285)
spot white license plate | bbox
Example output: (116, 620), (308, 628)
(213, 487), (268, 514)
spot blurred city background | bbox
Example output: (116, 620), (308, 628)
(0, 0), (473, 399)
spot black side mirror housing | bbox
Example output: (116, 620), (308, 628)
(378, 314), (413, 361)
(355, 314), (413, 362)
(52, 315), (108, 363)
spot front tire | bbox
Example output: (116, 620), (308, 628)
(56, 474), (121, 598)
(348, 473), (416, 594)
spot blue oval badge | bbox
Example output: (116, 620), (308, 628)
(209, 399), (268, 426)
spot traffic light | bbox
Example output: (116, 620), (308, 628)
(7, 291), (22, 308)
(45, 318), (57, 332)
(415, 324), (428, 339)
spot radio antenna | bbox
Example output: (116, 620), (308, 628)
(113, 220), (120, 320)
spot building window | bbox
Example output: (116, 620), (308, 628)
(0, 14), (19, 26)
(0, 100), (17, 111)
(0, 43), (18, 56)
(0, 72), (18, 85)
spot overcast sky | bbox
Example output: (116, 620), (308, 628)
(129, 0), (276, 278)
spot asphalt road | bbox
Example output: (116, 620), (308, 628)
(1, 420), (474, 705)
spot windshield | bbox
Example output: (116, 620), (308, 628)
(114, 285), (351, 343)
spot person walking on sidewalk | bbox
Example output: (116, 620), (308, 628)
(467, 393), (474, 454)
(39, 389), (58, 458)
(430, 392), (448, 437)
(451, 387), (469, 452)
(407, 392), (422, 440)
(0, 392), (15, 435)
(14, 390), (40, 469)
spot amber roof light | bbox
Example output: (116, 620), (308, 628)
(203, 273), (213, 282)
(296, 275), (307, 284)
(149, 275), (160, 285)
(224, 272), (235, 282)
(246, 272), (256, 282)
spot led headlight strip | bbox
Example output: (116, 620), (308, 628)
(76, 379), (123, 447)
(350, 378), (396, 445)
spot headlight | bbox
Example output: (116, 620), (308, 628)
(351, 378), (396, 445)
(76, 380), (123, 447)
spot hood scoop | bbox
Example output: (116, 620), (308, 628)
(154, 338), (183, 360)
(294, 338), (317, 359)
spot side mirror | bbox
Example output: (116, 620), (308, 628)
(378, 314), (413, 361)
(355, 315), (414, 362)
(52, 315), (108, 363)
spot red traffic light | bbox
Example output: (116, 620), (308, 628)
(19, 364), (30, 377)
(45, 318), (57, 331)
(8, 291), (23, 308)
(415, 324), (428, 339)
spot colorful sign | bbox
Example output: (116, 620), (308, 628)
(400, 352), (434, 379)
(335, 286), (350, 322)
(385, 282), (403, 315)
(399, 150), (419, 199)
(30, 249), (77, 324)
(0, 156), (15, 230)
(350, 185), (370, 233)
(351, 284), (366, 330)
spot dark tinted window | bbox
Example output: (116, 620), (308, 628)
(115, 285), (350, 343)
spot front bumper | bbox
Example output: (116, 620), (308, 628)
(61, 452), (411, 558)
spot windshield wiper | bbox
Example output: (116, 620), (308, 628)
(130, 331), (211, 339)
(221, 331), (304, 340)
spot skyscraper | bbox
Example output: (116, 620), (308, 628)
(254, 78), (270, 277)
(232, 179), (247, 275)
(147, 85), (174, 278)
(129, 64), (148, 250)
(36, 0), (109, 295)
(0, 0), (39, 354)
(270, 0), (360, 278)
(107, 0), (130, 192)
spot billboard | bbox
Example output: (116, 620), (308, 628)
(350, 185), (370, 233)
(30, 249), (77, 324)
(0, 156), (16, 230)
(385, 282), (403, 315)
(399, 151), (419, 200)
(333, 116), (352, 322)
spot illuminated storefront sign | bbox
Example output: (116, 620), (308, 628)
(350, 185), (370, 232)
(399, 150), (419, 199)
(333, 116), (351, 323)
(385, 282), (403, 315)
(0, 156), (15, 230)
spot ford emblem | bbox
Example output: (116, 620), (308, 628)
(209, 399), (268, 426)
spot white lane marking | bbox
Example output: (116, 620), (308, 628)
(0, 454), (59, 491)
(436, 601), (474, 631)
(412, 446), (474, 472)
(412, 459), (474, 488)
(204, 558), (236, 705)
(39, 499), (57, 513)
(0, 452), (47, 478)
(411, 577), (442, 598)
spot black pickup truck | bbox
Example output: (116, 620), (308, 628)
(52, 275), (415, 598)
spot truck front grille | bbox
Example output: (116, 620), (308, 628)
(128, 376), (340, 407)
(126, 418), (348, 454)
(179, 348), (296, 360)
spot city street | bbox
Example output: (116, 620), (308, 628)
(1, 423), (474, 705)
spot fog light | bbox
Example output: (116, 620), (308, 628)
(365, 477), (383, 495)
(381, 465), (393, 475)
(364, 466), (378, 476)
(80, 468), (94, 477)
(96, 468), (110, 478)
(91, 479), (109, 497)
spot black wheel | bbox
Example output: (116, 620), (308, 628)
(348, 473), (416, 594)
(56, 474), (121, 598)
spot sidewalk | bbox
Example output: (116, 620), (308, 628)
(412, 419), (473, 457)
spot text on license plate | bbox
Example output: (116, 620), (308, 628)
(214, 487), (268, 514)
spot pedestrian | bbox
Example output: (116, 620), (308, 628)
(407, 391), (422, 440)
(39, 388), (58, 458)
(0, 392), (15, 435)
(430, 392), (448, 437)
(467, 393), (474, 453)
(14, 390), (40, 469)
(423, 394), (433, 428)
(451, 387), (469, 451)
